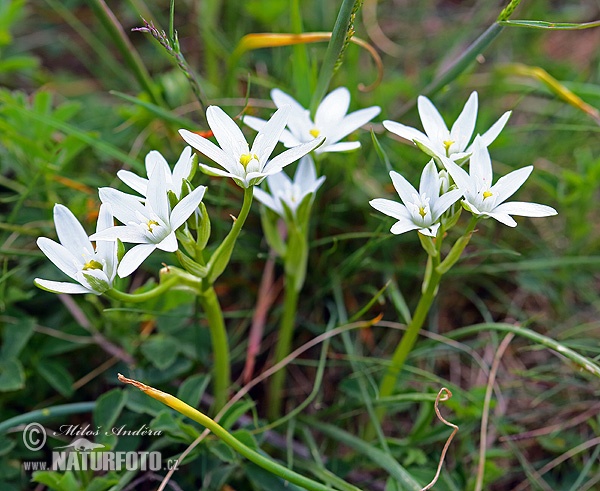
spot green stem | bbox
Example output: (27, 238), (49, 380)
(122, 375), (350, 491)
(0, 402), (96, 434)
(267, 271), (300, 421)
(206, 186), (253, 284)
(198, 285), (230, 412)
(309, 0), (358, 115)
(104, 275), (180, 303)
(377, 218), (478, 418)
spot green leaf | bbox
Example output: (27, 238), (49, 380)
(218, 399), (256, 431)
(125, 387), (165, 417)
(93, 388), (127, 431)
(32, 471), (62, 488)
(140, 334), (180, 370)
(177, 373), (210, 407)
(499, 19), (600, 30)
(208, 440), (238, 463)
(260, 206), (286, 257)
(36, 360), (74, 397)
(1, 316), (34, 360)
(305, 418), (423, 490)
(436, 232), (473, 275)
(371, 129), (393, 173)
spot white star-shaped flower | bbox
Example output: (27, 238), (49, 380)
(35, 204), (118, 295)
(254, 155), (325, 217)
(442, 137), (557, 227)
(243, 87), (380, 154)
(179, 105), (323, 188)
(383, 91), (511, 162)
(370, 160), (463, 236)
(117, 147), (194, 199)
(91, 163), (206, 277)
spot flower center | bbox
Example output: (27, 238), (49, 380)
(443, 139), (454, 156)
(83, 259), (103, 271)
(483, 190), (493, 199)
(239, 153), (259, 168)
(309, 128), (321, 138)
(146, 219), (160, 232)
(418, 206), (428, 218)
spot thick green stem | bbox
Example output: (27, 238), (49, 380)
(120, 374), (354, 491)
(198, 187), (253, 412)
(198, 285), (230, 412)
(267, 272), (300, 421)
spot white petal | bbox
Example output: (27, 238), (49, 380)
(98, 187), (145, 225)
(419, 223), (440, 237)
(390, 220), (421, 235)
(251, 105), (291, 163)
(490, 166), (533, 204)
(469, 136), (493, 186)
(431, 189), (462, 220)
(117, 170), (148, 196)
(179, 129), (238, 173)
(170, 185), (207, 230)
(271, 88), (307, 115)
(419, 160), (439, 198)
(484, 211), (517, 227)
(157, 231), (178, 252)
(263, 137), (324, 173)
(277, 128), (301, 148)
(146, 162), (170, 225)
(172, 146), (193, 185)
(418, 95), (448, 141)
(383, 120), (429, 145)
(369, 198), (410, 220)
(314, 87), (351, 129)
(243, 115), (267, 133)
(94, 204), (117, 274)
(206, 105), (248, 157)
(145, 150), (169, 179)
(198, 163), (239, 180)
(450, 91), (478, 152)
(53, 204), (93, 257)
(254, 187), (282, 215)
(389, 171), (419, 207)
(37, 237), (80, 279)
(34, 278), (93, 295)
(117, 243), (157, 277)
(493, 201), (557, 218)
(319, 141), (361, 153)
(443, 157), (473, 195)
(90, 225), (149, 244)
(478, 111), (511, 148)
(326, 106), (381, 145)
(266, 168), (292, 191)
(295, 155), (317, 188)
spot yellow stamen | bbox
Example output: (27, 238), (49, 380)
(146, 219), (159, 232)
(239, 153), (259, 168)
(418, 206), (427, 218)
(309, 128), (321, 138)
(483, 190), (493, 199)
(83, 259), (103, 271)
(443, 140), (454, 156)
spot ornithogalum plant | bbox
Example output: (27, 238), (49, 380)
(370, 91), (557, 425)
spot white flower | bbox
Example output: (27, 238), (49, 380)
(243, 87), (381, 154)
(383, 91), (511, 162)
(254, 155), (326, 217)
(117, 147), (194, 199)
(370, 160), (463, 236)
(179, 105), (324, 188)
(442, 137), (557, 227)
(35, 204), (118, 295)
(91, 163), (206, 277)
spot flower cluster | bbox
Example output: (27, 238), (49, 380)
(36, 103), (326, 294)
(371, 92), (557, 236)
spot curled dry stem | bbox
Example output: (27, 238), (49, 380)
(421, 387), (459, 491)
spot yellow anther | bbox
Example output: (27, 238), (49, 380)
(146, 219), (159, 232)
(443, 140), (454, 155)
(483, 190), (493, 199)
(418, 206), (427, 218)
(239, 153), (259, 168)
(83, 259), (103, 271)
(309, 128), (321, 138)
